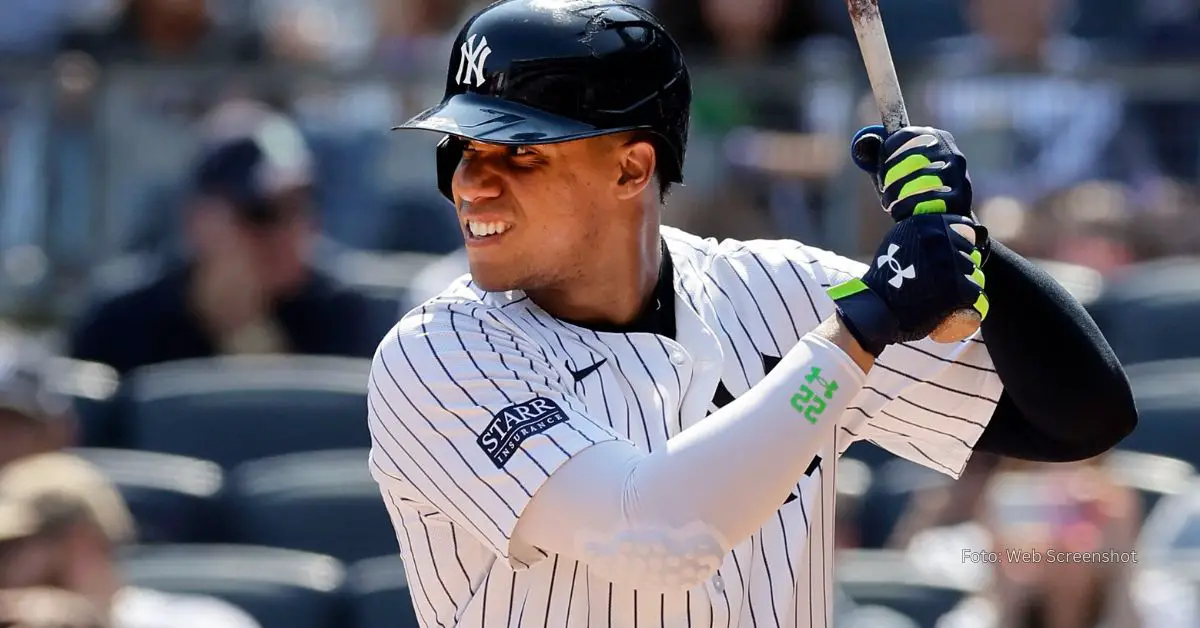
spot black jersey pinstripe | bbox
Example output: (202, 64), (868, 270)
(367, 226), (1003, 627)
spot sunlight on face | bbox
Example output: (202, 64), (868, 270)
(451, 135), (646, 292)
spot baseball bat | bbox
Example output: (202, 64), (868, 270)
(845, 0), (982, 343)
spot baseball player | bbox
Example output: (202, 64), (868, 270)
(366, 1), (1137, 627)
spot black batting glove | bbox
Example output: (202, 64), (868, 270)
(851, 125), (975, 223)
(828, 214), (990, 357)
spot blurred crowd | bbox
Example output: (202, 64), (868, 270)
(0, 0), (1198, 627)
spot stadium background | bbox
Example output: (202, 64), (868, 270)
(1, 0), (1199, 626)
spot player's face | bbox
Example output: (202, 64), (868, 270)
(451, 137), (642, 292)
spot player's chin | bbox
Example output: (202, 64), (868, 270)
(466, 261), (524, 293)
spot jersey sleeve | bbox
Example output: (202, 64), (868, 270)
(726, 236), (1004, 480)
(367, 299), (624, 570)
(810, 246), (1003, 479)
(845, 332), (1002, 479)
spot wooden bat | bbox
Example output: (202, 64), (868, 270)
(845, 0), (982, 343)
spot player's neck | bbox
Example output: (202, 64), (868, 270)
(526, 232), (663, 329)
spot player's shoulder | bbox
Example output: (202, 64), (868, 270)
(380, 275), (536, 358)
(662, 225), (865, 285)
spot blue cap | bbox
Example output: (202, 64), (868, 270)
(193, 115), (314, 223)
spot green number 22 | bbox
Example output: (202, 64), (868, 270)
(790, 385), (827, 424)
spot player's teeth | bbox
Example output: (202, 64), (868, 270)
(469, 221), (510, 237)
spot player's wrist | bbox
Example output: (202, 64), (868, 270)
(825, 280), (897, 360)
(813, 314), (876, 374)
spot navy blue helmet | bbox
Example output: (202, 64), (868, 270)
(393, 0), (692, 200)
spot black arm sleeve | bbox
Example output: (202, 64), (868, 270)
(972, 242), (1137, 461)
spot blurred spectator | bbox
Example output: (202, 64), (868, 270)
(0, 0), (115, 58)
(1131, 0), (1200, 180)
(255, 0), (461, 70)
(257, 0), (374, 68)
(916, 0), (1160, 209)
(932, 456), (1153, 628)
(653, 0), (843, 243)
(1138, 0), (1200, 60)
(886, 452), (1002, 550)
(977, 179), (1200, 275)
(61, 0), (261, 62)
(659, 0), (825, 139)
(977, 181), (1139, 275)
(0, 453), (261, 627)
(0, 587), (106, 628)
(371, 0), (458, 73)
(67, 104), (381, 375)
(657, 0), (826, 64)
(0, 328), (74, 469)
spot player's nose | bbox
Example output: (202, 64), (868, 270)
(453, 156), (503, 205)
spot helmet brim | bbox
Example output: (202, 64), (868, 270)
(392, 93), (641, 145)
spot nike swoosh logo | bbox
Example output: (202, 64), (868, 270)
(569, 359), (607, 382)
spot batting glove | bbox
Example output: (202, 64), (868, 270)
(828, 213), (989, 356)
(850, 125), (975, 223)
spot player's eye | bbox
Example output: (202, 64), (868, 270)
(507, 145), (534, 158)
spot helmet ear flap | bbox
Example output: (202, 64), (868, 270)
(436, 135), (464, 201)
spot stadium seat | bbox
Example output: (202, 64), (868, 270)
(51, 358), (121, 447)
(328, 250), (445, 316)
(838, 605), (921, 628)
(837, 549), (977, 628)
(1088, 259), (1200, 365)
(226, 449), (396, 564)
(1102, 449), (1195, 517)
(345, 555), (420, 628)
(857, 458), (951, 549)
(1120, 360), (1200, 468)
(119, 544), (346, 628)
(123, 356), (372, 469)
(70, 448), (223, 544)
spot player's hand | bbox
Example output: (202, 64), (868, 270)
(850, 125), (974, 222)
(827, 213), (989, 356)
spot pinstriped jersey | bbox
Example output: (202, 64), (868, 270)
(367, 226), (1004, 628)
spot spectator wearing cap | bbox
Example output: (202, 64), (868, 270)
(0, 329), (75, 470)
(66, 110), (382, 376)
(0, 453), (262, 628)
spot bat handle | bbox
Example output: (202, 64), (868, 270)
(880, 101), (909, 136)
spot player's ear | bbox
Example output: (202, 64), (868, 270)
(614, 137), (655, 201)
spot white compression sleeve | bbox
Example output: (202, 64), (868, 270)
(513, 332), (866, 592)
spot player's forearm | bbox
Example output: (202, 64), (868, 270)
(515, 319), (867, 591)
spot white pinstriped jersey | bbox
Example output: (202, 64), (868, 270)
(367, 226), (1004, 628)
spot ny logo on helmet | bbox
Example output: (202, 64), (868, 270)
(456, 34), (492, 87)
(877, 243), (916, 288)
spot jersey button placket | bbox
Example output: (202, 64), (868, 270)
(711, 573), (725, 593)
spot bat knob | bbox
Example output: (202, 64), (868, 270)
(851, 126), (886, 174)
(929, 310), (982, 343)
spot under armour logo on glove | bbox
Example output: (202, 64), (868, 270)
(877, 243), (916, 288)
(456, 34), (492, 87)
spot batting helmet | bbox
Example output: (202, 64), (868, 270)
(392, 0), (692, 200)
